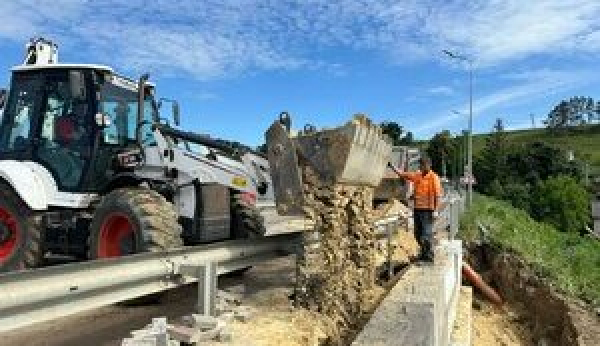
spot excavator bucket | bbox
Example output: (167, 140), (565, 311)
(265, 113), (392, 216)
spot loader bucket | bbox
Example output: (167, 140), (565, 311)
(265, 113), (392, 216)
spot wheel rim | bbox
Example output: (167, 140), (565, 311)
(98, 212), (135, 257)
(0, 206), (19, 263)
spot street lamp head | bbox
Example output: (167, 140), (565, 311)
(443, 49), (457, 58)
(442, 49), (471, 63)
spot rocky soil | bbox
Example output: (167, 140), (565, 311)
(468, 244), (600, 346)
(295, 163), (384, 345)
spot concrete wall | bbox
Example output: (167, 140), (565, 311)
(353, 240), (463, 346)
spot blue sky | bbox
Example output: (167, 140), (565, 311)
(1, 0), (599, 146)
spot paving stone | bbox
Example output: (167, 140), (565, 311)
(218, 327), (233, 342)
(233, 306), (254, 322)
(217, 290), (242, 305)
(224, 284), (246, 296)
(180, 314), (219, 330)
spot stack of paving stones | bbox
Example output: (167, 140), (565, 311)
(297, 163), (379, 344)
(121, 288), (253, 345)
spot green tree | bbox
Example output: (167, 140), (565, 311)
(501, 182), (532, 213)
(257, 143), (267, 155)
(426, 130), (456, 177)
(545, 96), (598, 131)
(531, 176), (591, 233)
(507, 142), (582, 185)
(381, 121), (415, 146)
(380, 122), (404, 145)
(474, 118), (510, 194)
(399, 131), (414, 145)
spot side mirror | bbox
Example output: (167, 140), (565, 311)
(0, 89), (6, 110)
(173, 101), (180, 126)
(69, 71), (86, 100)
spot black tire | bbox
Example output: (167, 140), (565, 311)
(0, 181), (44, 272)
(231, 193), (265, 239)
(88, 188), (183, 259)
(88, 188), (183, 304)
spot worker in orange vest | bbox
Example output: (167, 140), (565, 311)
(389, 157), (443, 263)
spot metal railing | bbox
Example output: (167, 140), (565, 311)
(0, 196), (466, 335)
(0, 233), (300, 333)
(435, 191), (466, 239)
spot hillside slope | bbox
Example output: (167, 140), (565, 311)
(472, 124), (600, 172)
(417, 124), (600, 175)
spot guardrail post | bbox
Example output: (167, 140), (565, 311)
(450, 198), (459, 239)
(197, 262), (217, 316)
(386, 219), (394, 279)
(179, 262), (218, 316)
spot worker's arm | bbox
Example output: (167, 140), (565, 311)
(387, 162), (417, 181)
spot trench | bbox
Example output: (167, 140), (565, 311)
(466, 242), (600, 346)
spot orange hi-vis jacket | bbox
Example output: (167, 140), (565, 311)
(403, 170), (443, 210)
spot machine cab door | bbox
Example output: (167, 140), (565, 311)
(34, 70), (94, 191)
(0, 69), (95, 192)
(0, 71), (43, 161)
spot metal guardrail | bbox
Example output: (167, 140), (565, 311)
(0, 233), (300, 333)
(0, 197), (464, 335)
(374, 215), (407, 279)
(435, 192), (465, 239)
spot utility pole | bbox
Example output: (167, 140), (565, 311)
(530, 113), (535, 129)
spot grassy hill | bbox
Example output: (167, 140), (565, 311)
(418, 124), (600, 176)
(473, 125), (600, 172)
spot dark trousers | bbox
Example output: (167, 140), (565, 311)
(413, 209), (434, 260)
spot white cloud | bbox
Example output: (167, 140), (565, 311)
(0, 1), (599, 78)
(412, 68), (597, 136)
(427, 86), (454, 95)
(424, 0), (600, 66)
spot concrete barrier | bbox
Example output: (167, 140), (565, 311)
(353, 239), (463, 346)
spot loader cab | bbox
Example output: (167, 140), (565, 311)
(0, 65), (157, 193)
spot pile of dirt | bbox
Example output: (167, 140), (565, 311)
(372, 198), (411, 221)
(295, 164), (384, 345)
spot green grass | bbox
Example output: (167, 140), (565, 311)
(460, 194), (600, 306)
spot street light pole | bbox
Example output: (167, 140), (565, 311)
(444, 50), (474, 207)
(467, 59), (473, 207)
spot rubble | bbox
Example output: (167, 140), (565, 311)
(295, 164), (383, 344)
(122, 317), (179, 346)
(122, 289), (256, 345)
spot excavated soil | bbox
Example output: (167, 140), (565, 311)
(467, 244), (600, 346)
(294, 163), (389, 345)
(203, 223), (418, 346)
(471, 297), (535, 345)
